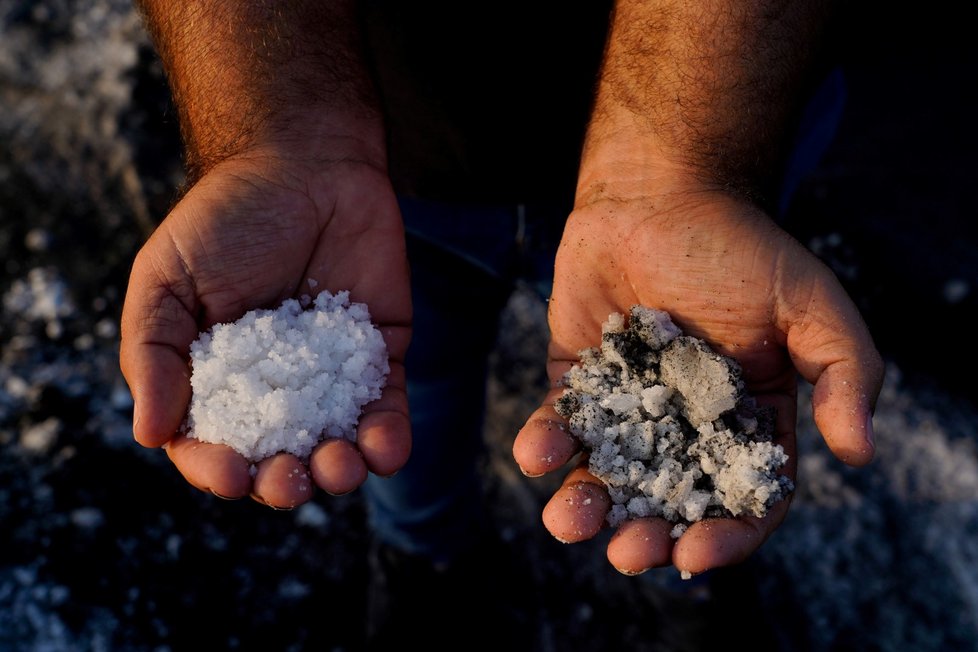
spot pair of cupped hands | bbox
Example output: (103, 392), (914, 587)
(120, 146), (882, 578)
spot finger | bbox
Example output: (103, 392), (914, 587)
(165, 434), (251, 499)
(355, 362), (411, 477)
(668, 496), (791, 577)
(124, 341), (193, 448)
(810, 357), (882, 466)
(513, 392), (580, 477)
(671, 517), (765, 576)
(309, 438), (367, 495)
(120, 242), (200, 448)
(252, 454), (314, 509)
(606, 518), (675, 575)
(542, 464), (611, 543)
(781, 273), (884, 466)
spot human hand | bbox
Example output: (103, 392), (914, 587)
(513, 186), (883, 576)
(120, 150), (411, 509)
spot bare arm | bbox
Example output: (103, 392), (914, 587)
(123, 1), (411, 507)
(515, 0), (882, 576)
(579, 0), (832, 205)
(135, 0), (386, 181)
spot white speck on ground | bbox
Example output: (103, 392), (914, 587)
(295, 502), (331, 529)
(70, 507), (104, 530)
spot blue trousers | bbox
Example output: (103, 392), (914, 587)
(362, 196), (566, 562)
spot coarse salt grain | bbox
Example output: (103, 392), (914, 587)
(186, 290), (389, 462)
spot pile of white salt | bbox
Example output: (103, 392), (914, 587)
(185, 290), (389, 462)
(554, 306), (792, 536)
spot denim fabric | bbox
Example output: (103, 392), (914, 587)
(362, 196), (568, 563)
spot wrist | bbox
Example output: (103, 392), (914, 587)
(261, 107), (387, 168)
(575, 101), (717, 209)
(140, 0), (386, 182)
(186, 105), (388, 184)
(571, 147), (773, 238)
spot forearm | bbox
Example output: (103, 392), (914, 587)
(579, 0), (832, 206)
(136, 0), (384, 183)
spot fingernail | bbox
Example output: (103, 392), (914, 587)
(210, 489), (235, 500)
(131, 401), (140, 434)
(865, 413), (875, 449)
(250, 493), (294, 511)
(616, 567), (649, 577)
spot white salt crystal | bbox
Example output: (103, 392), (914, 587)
(600, 392), (642, 416)
(683, 490), (711, 522)
(626, 496), (652, 518)
(640, 385), (672, 418)
(186, 290), (389, 462)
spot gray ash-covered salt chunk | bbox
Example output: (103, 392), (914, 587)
(599, 306), (681, 377)
(659, 336), (744, 426)
(565, 401), (613, 446)
(620, 421), (656, 458)
(554, 305), (791, 529)
(695, 421), (792, 517)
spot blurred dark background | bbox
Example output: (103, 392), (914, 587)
(784, 4), (978, 396)
(1, 2), (976, 651)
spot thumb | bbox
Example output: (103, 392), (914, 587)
(781, 269), (884, 467)
(119, 239), (200, 448)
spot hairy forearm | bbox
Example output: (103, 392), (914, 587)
(136, 0), (383, 183)
(580, 0), (832, 205)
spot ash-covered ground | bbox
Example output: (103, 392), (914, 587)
(2, 2), (977, 651)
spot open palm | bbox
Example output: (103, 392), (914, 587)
(514, 190), (883, 575)
(120, 154), (411, 508)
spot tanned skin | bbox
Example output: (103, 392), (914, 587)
(513, 0), (882, 576)
(121, 0), (411, 506)
(122, 0), (882, 576)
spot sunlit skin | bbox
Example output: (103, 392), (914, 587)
(120, 151), (412, 508)
(122, 1), (410, 508)
(509, 0), (883, 576)
(123, 0), (885, 577)
(513, 186), (881, 576)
